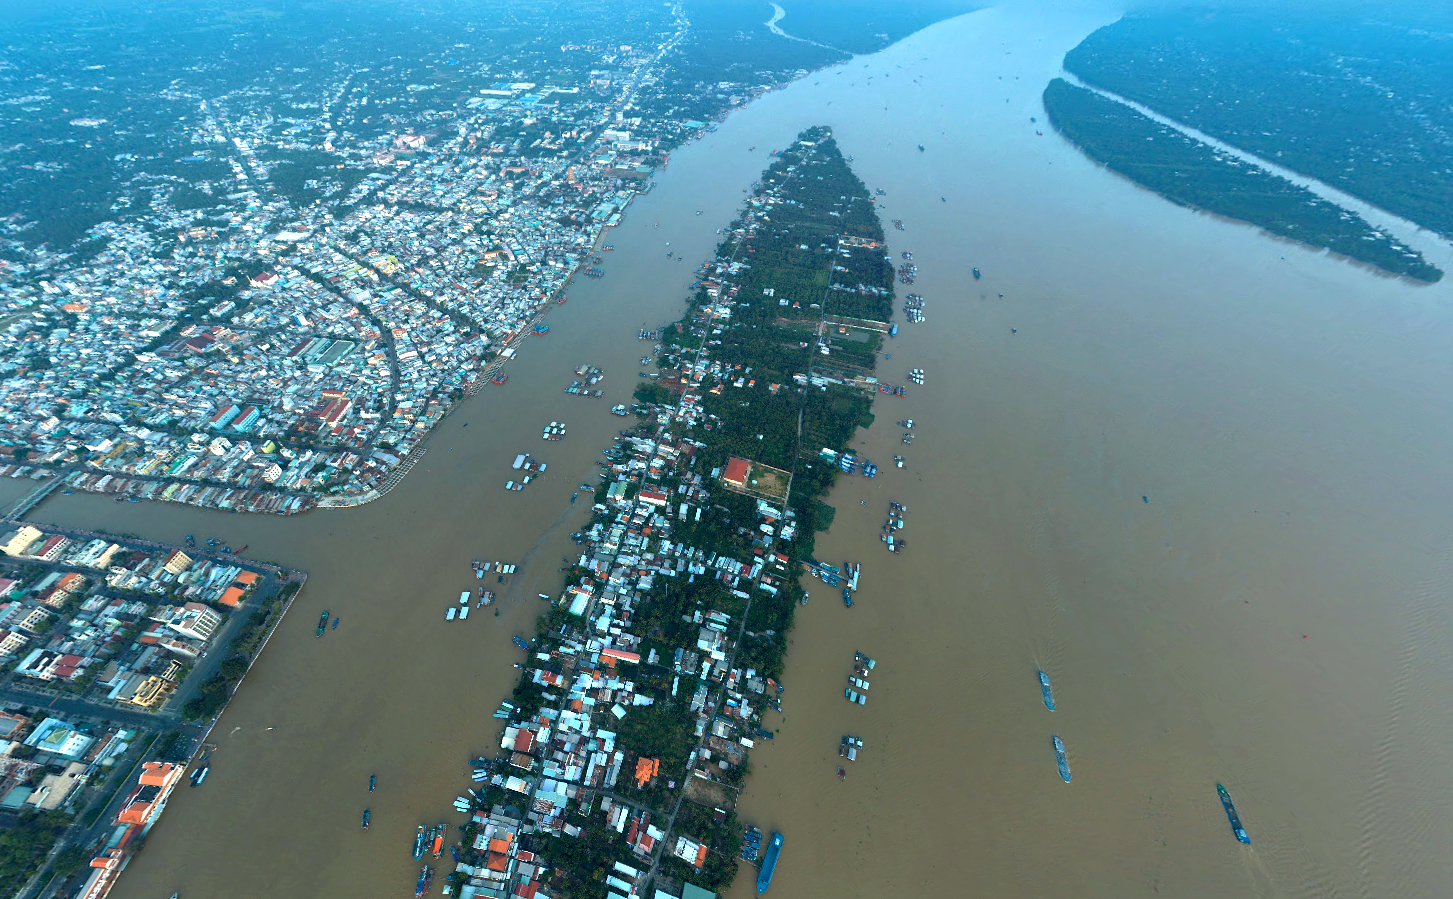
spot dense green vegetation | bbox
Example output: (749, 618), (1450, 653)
(1043, 79), (1442, 282)
(526, 129), (889, 898)
(1064, 7), (1453, 242)
(0, 810), (71, 896)
(642, 126), (892, 664)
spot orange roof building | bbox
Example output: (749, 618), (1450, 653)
(634, 757), (659, 788)
(115, 762), (184, 826)
(219, 571), (260, 606)
(722, 457), (750, 488)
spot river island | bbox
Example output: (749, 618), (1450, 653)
(421, 127), (894, 899)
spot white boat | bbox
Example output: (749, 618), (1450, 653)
(459, 606), (470, 620)
(446, 607), (457, 621)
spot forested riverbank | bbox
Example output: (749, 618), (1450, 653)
(1043, 78), (1442, 282)
(1062, 8), (1453, 243)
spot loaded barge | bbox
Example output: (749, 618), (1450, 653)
(1038, 670), (1055, 711)
(1217, 783), (1251, 844)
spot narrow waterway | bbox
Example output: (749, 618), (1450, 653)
(40, 3), (1453, 898)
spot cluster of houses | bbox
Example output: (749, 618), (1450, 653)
(0, 524), (260, 706)
(0, 712), (138, 815)
(0, 17), (736, 517)
(446, 421), (796, 899)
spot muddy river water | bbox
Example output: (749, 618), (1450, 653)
(39, 4), (1453, 897)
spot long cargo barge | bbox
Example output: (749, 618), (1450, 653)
(1053, 735), (1071, 783)
(1217, 783), (1251, 844)
(1038, 670), (1055, 711)
(756, 831), (783, 894)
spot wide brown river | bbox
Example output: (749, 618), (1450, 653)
(42, 4), (1453, 898)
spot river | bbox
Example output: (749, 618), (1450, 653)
(39, 3), (1453, 898)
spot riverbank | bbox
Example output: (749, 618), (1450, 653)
(1042, 77), (1442, 282)
(0, 520), (304, 899)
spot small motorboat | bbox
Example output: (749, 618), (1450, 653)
(332, 617), (340, 629)
(837, 767), (847, 780)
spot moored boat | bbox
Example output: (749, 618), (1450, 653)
(415, 865), (433, 897)
(756, 831), (783, 894)
(413, 825), (426, 860)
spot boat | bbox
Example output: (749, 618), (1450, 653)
(184, 534), (195, 547)
(415, 865), (433, 897)
(512, 636), (531, 650)
(362, 808), (371, 829)
(1217, 784), (1251, 844)
(917, 144), (925, 152)
(842, 587), (852, 607)
(571, 492), (578, 503)
(316, 611), (330, 637)
(189, 765), (209, 787)
(531, 324), (549, 335)
(446, 607), (456, 621)
(1038, 670), (1055, 711)
(1052, 735), (1071, 783)
(369, 774), (376, 793)
(973, 267), (981, 279)
(413, 825), (427, 859)
(756, 831), (783, 894)
(889, 322), (898, 337)
(491, 372), (508, 386)
(431, 825), (445, 857)
(332, 617), (340, 629)
(742, 825), (763, 862)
